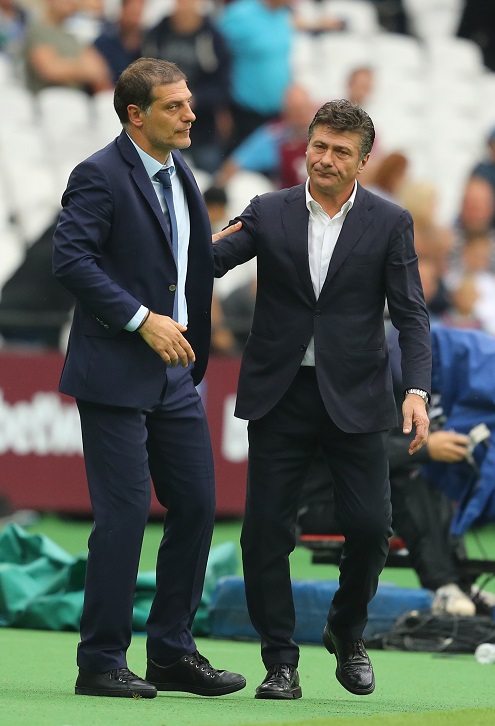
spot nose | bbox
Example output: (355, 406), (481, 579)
(185, 106), (196, 122)
(319, 150), (334, 167)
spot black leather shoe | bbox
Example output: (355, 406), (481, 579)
(75, 667), (157, 698)
(322, 625), (375, 695)
(146, 651), (246, 696)
(255, 664), (302, 700)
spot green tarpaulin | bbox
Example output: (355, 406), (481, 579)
(0, 523), (238, 634)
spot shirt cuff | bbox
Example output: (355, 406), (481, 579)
(125, 306), (149, 332)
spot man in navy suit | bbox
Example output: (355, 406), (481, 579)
(213, 99), (431, 699)
(53, 57), (245, 699)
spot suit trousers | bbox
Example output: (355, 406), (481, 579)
(241, 366), (392, 668)
(76, 364), (215, 672)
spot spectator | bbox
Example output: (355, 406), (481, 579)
(417, 257), (452, 322)
(470, 126), (495, 222)
(217, 0), (344, 153)
(344, 67), (383, 184)
(363, 151), (408, 203)
(443, 231), (495, 336)
(399, 180), (453, 274)
(22, 0), (112, 94)
(0, 0), (27, 54)
(0, 216), (74, 349)
(203, 185), (229, 233)
(214, 83), (316, 189)
(142, 0), (231, 173)
(346, 66), (375, 107)
(217, 0), (295, 150)
(441, 275), (484, 332)
(203, 186), (238, 355)
(447, 177), (495, 284)
(220, 277), (257, 352)
(93, 0), (145, 85)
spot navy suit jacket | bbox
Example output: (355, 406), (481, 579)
(213, 182), (431, 433)
(53, 131), (213, 407)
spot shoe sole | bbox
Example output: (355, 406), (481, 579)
(147, 678), (246, 696)
(75, 686), (157, 698)
(255, 687), (302, 700)
(322, 628), (375, 696)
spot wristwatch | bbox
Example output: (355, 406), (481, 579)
(405, 388), (429, 404)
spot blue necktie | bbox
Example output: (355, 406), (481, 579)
(156, 167), (179, 320)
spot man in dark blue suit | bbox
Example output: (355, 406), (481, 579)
(213, 99), (431, 699)
(53, 57), (244, 699)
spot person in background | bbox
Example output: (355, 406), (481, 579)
(213, 99), (431, 699)
(470, 127), (495, 226)
(203, 186), (239, 355)
(446, 176), (495, 285)
(93, 0), (145, 85)
(143, 0), (231, 173)
(0, 0), (27, 55)
(22, 0), (112, 94)
(0, 216), (74, 349)
(203, 185), (229, 233)
(214, 83), (316, 189)
(52, 57), (245, 699)
(217, 0), (344, 153)
(363, 151), (408, 203)
(399, 180), (453, 275)
(220, 276), (257, 353)
(345, 66), (375, 108)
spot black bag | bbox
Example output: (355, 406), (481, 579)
(370, 610), (495, 653)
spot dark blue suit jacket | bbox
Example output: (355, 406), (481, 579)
(213, 182), (431, 432)
(53, 131), (213, 407)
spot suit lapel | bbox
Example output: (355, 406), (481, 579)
(282, 185), (316, 303)
(117, 131), (173, 254)
(320, 184), (374, 293)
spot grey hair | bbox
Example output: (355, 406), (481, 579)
(308, 99), (375, 159)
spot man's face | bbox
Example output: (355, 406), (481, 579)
(306, 125), (368, 198)
(131, 80), (196, 160)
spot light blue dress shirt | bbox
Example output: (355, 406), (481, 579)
(124, 136), (191, 330)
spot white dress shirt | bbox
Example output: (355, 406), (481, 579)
(125, 136), (190, 330)
(301, 179), (357, 366)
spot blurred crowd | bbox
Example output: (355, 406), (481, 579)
(0, 1), (494, 354)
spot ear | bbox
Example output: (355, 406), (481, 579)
(357, 153), (371, 174)
(127, 104), (143, 128)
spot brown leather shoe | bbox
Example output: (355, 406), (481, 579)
(323, 624), (375, 695)
(146, 651), (246, 696)
(75, 667), (157, 698)
(255, 664), (302, 699)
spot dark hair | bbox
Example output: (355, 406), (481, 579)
(308, 99), (375, 159)
(203, 186), (228, 206)
(114, 57), (186, 125)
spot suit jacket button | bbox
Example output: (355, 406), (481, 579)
(315, 309), (321, 317)
(169, 284), (177, 291)
(300, 344), (307, 351)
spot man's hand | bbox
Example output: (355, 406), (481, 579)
(403, 393), (430, 455)
(138, 311), (195, 366)
(212, 220), (242, 243)
(427, 430), (470, 463)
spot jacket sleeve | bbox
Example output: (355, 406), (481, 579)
(52, 160), (142, 333)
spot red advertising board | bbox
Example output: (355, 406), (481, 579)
(0, 352), (247, 517)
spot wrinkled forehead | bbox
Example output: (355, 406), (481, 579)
(309, 125), (363, 149)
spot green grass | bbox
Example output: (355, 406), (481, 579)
(1, 629), (495, 726)
(1, 515), (494, 725)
